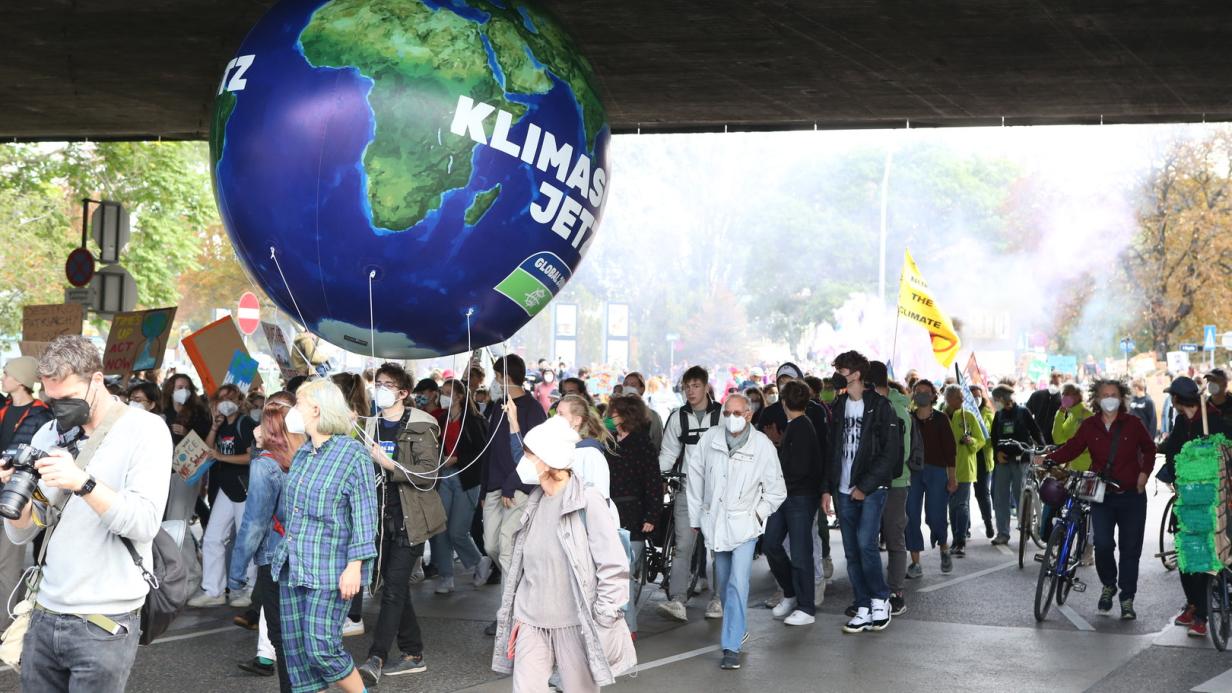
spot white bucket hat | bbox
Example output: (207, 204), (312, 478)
(522, 416), (581, 470)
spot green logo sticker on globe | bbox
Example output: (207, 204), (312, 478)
(210, 0), (609, 357)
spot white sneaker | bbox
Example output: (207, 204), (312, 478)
(771, 596), (798, 619)
(657, 600), (688, 622)
(473, 557), (494, 587)
(342, 617), (365, 637)
(823, 557), (834, 580)
(229, 590), (252, 608)
(870, 598), (891, 631)
(784, 610), (815, 626)
(705, 598), (723, 619)
(187, 592), (226, 608)
(435, 577), (455, 594)
(843, 607), (872, 634)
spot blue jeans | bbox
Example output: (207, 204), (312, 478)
(948, 482), (972, 547)
(21, 607), (141, 692)
(993, 462), (1025, 538)
(428, 476), (482, 578)
(713, 539), (756, 653)
(837, 490), (890, 608)
(1091, 491), (1148, 600)
(907, 466), (952, 552)
(763, 495), (819, 614)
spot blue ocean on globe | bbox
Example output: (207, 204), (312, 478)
(210, 0), (610, 357)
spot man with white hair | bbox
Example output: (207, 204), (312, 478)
(689, 393), (786, 670)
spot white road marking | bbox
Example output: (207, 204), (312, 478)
(1193, 666), (1232, 693)
(917, 560), (1017, 593)
(633, 643), (721, 673)
(150, 625), (235, 644)
(1057, 604), (1095, 631)
(994, 543), (1014, 556)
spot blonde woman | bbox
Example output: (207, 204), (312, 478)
(492, 417), (636, 691)
(270, 380), (378, 693)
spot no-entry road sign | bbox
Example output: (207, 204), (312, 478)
(237, 292), (260, 336)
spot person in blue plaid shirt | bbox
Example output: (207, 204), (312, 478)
(271, 379), (378, 693)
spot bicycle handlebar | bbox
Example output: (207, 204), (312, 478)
(1003, 440), (1056, 456)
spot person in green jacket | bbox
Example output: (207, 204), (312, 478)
(943, 386), (987, 557)
(969, 385), (996, 540)
(870, 362), (911, 616)
(1052, 383), (1094, 471)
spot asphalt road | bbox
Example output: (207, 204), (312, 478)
(2, 483), (1226, 693)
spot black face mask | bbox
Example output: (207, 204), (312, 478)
(831, 373), (850, 392)
(50, 382), (94, 432)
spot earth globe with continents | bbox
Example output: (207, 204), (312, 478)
(210, 0), (609, 357)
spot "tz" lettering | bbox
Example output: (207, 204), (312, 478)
(217, 55), (256, 94)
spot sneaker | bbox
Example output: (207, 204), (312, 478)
(435, 577), (455, 595)
(473, 557), (494, 587)
(384, 653), (427, 676)
(486, 565), (502, 585)
(409, 556), (425, 584)
(1097, 586), (1117, 614)
(657, 600), (688, 622)
(237, 657), (275, 677)
(845, 603), (858, 618)
(719, 650), (741, 670)
(342, 617), (365, 637)
(1189, 620), (1209, 638)
(233, 614), (258, 631)
(186, 592), (227, 608)
(705, 598), (723, 619)
(991, 534), (1010, 546)
(763, 589), (784, 608)
(357, 656), (382, 687)
(951, 544), (966, 558)
(1175, 605), (1197, 627)
(423, 562), (440, 580)
(940, 551), (953, 574)
(890, 592), (907, 616)
(843, 607), (872, 634)
(484, 620), (498, 636)
(823, 557), (835, 580)
(1120, 598), (1136, 620)
(771, 597), (798, 619)
(784, 610), (815, 626)
(985, 523), (995, 539)
(229, 590), (253, 608)
(906, 563), (923, 580)
(870, 598), (891, 631)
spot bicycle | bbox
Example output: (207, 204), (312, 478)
(1033, 464), (1118, 622)
(1005, 441), (1054, 569)
(1211, 567), (1232, 651)
(630, 471), (705, 613)
(1157, 491), (1179, 571)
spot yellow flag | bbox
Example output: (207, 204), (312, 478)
(897, 249), (962, 368)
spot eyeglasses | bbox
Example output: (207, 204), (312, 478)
(722, 411), (748, 417)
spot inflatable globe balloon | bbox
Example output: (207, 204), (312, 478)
(209, 0), (609, 357)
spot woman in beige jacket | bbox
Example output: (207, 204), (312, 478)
(492, 416), (636, 692)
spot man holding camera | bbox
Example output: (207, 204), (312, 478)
(2, 336), (171, 692)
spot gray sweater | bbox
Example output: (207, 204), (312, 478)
(5, 408), (172, 614)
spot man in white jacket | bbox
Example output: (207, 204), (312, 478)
(688, 393), (786, 671)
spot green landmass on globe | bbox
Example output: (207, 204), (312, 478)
(465, 183), (502, 225)
(287, 0), (606, 232)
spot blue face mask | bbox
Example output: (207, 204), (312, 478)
(414, 394), (429, 409)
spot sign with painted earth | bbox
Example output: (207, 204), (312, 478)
(210, 0), (609, 357)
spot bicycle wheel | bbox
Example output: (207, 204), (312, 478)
(1211, 571), (1230, 652)
(1019, 491), (1033, 570)
(686, 537), (705, 600)
(1056, 524), (1081, 607)
(1030, 490), (1047, 549)
(1160, 495), (1178, 571)
(629, 544), (647, 612)
(659, 504), (678, 599)
(1035, 525), (1064, 622)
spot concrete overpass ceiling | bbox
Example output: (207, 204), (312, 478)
(2, 1), (1230, 140)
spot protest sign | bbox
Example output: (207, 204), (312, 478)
(102, 308), (177, 376)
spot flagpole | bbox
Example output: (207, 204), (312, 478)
(956, 362), (969, 436)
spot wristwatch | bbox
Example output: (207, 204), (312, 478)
(75, 475), (97, 497)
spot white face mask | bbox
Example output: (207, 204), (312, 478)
(516, 456), (541, 485)
(489, 381), (505, 403)
(173, 389), (190, 406)
(249, 410), (262, 423)
(218, 400), (239, 417)
(375, 387), (398, 410)
(440, 395), (453, 409)
(766, 394), (778, 405)
(285, 407), (306, 434)
(1210, 383), (1223, 396)
(1047, 385), (1059, 395)
(725, 414), (747, 435)
(1099, 397), (1121, 413)
(129, 401), (148, 411)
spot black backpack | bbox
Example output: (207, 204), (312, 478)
(122, 528), (192, 645)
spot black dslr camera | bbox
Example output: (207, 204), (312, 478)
(0, 445), (49, 520)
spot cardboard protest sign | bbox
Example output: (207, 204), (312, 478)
(261, 321), (297, 381)
(221, 349), (260, 395)
(21, 303), (84, 357)
(182, 316), (262, 396)
(102, 308), (177, 376)
(172, 430), (213, 485)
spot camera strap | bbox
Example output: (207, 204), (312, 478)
(31, 404), (129, 575)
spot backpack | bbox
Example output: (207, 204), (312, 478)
(673, 402), (722, 470)
(122, 528), (192, 645)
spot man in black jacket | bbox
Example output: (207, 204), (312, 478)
(1025, 373), (1063, 445)
(822, 351), (903, 634)
(990, 385), (1043, 545)
(762, 381), (825, 626)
